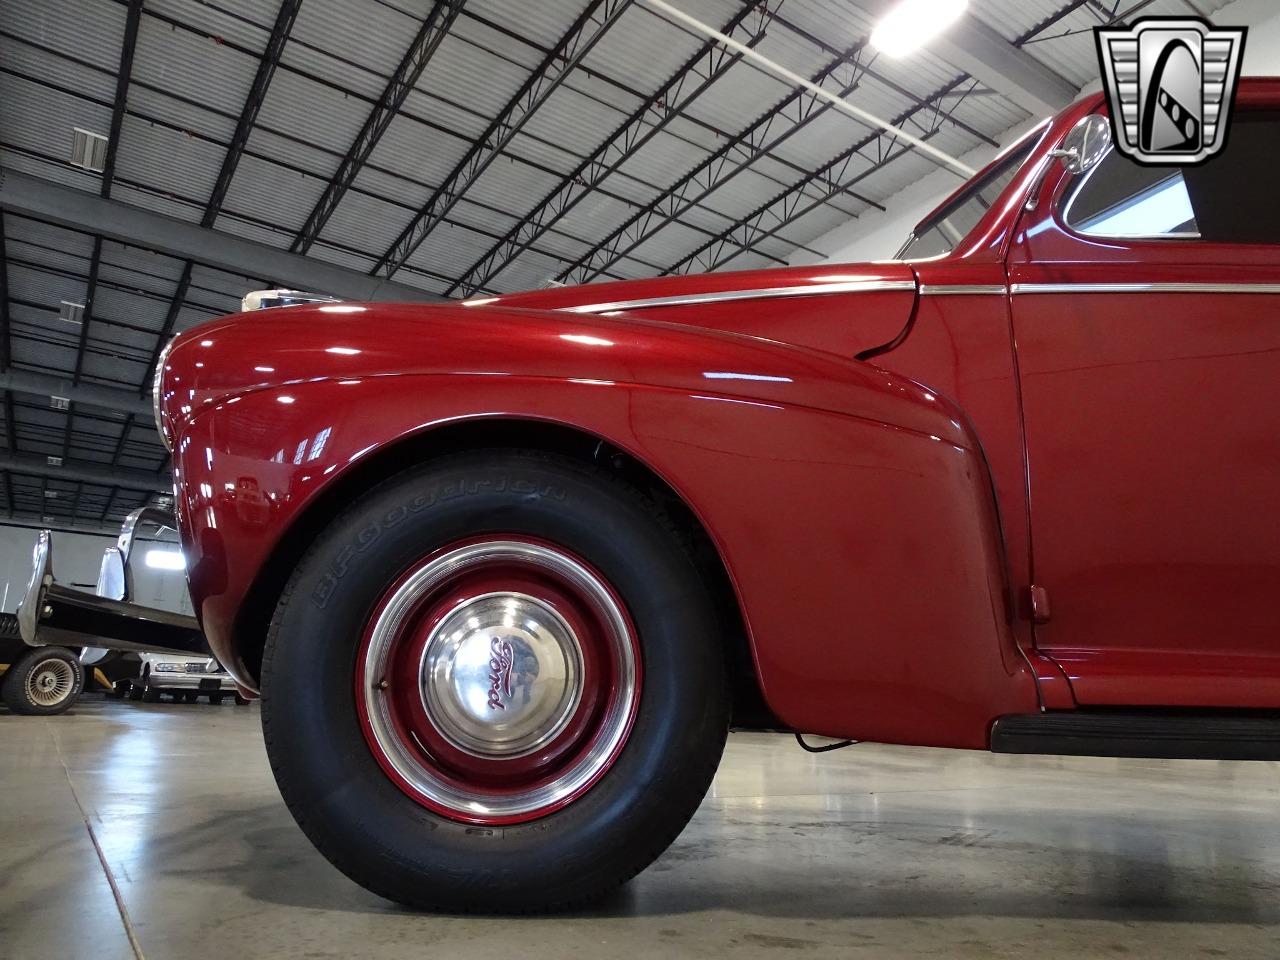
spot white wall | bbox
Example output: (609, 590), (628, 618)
(793, 0), (1280, 266)
(0, 523), (192, 615)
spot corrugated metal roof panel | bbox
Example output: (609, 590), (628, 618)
(113, 114), (223, 210)
(1, 72), (115, 172)
(359, 112), (473, 202)
(291, 0), (422, 81)
(147, 0), (279, 53)
(255, 68), (373, 159)
(132, 14), (257, 117)
(1, 0), (126, 72)
(3, 0), (1179, 522)
(0, 35), (117, 106)
(467, 0), (594, 53)
(577, 0), (722, 93)
(219, 152), (327, 234)
(318, 189), (415, 263)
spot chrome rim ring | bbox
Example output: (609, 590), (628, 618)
(26, 658), (75, 707)
(358, 539), (640, 824)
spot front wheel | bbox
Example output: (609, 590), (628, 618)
(141, 672), (161, 702)
(262, 451), (729, 912)
(1, 646), (84, 715)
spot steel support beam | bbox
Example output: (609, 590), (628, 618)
(0, 512), (174, 539)
(769, 10), (998, 147)
(555, 37), (887, 286)
(372, 0), (638, 279)
(98, 0), (144, 201)
(0, 452), (168, 493)
(293, 0), (462, 254)
(446, 1), (777, 298)
(72, 0), (144, 386)
(205, 0), (303, 227)
(663, 4), (1078, 275)
(674, 132), (934, 275)
(0, 169), (437, 302)
(940, 15), (1078, 115)
(0, 368), (154, 417)
(854, 0), (1078, 116)
(0, 211), (9, 372)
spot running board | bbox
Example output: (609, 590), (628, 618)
(18, 529), (209, 657)
(991, 712), (1280, 761)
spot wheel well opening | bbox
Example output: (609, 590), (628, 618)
(232, 419), (779, 730)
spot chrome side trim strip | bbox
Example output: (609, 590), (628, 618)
(1011, 282), (1280, 295)
(918, 284), (1006, 296)
(559, 279), (917, 314)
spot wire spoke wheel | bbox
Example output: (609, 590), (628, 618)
(25, 657), (76, 707)
(4, 647), (84, 715)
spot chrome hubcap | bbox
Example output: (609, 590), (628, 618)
(360, 539), (639, 822)
(421, 592), (583, 758)
(26, 659), (74, 707)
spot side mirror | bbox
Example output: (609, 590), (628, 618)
(1050, 114), (1111, 175)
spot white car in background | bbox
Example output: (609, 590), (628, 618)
(72, 507), (247, 706)
(123, 652), (245, 704)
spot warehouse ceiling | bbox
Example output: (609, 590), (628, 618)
(0, 0), (1230, 531)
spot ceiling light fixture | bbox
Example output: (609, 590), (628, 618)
(636, 0), (974, 176)
(145, 548), (186, 571)
(871, 0), (969, 58)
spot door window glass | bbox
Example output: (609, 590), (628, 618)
(1063, 111), (1280, 243)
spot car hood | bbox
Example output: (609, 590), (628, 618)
(480, 262), (918, 358)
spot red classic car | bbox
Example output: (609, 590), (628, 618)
(18, 79), (1280, 911)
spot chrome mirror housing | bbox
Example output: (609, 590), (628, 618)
(1050, 114), (1112, 175)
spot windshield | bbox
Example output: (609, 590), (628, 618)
(897, 140), (1036, 260)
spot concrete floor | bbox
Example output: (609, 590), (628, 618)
(3, 700), (1280, 960)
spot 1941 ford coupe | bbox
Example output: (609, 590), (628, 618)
(17, 81), (1280, 911)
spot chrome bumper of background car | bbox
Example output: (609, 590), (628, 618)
(147, 670), (237, 691)
(18, 517), (210, 659)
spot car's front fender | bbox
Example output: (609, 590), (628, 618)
(167, 304), (1037, 748)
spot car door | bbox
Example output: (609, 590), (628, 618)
(1008, 105), (1280, 707)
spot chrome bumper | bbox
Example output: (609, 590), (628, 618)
(18, 516), (209, 658)
(146, 671), (237, 691)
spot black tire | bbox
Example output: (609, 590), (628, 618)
(234, 693), (250, 706)
(127, 678), (143, 701)
(261, 450), (729, 912)
(182, 691), (199, 704)
(1, 646), (84, 715)
(141, 673), (161, 703)
(210, 692), (225, 705)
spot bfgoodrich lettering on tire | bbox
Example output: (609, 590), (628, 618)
(261, 450), (730, 911)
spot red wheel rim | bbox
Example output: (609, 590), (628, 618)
(355, 536), (641, 824)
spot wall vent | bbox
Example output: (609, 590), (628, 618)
(47, 455), (63, 467)
(44, 490), (58, 499)
(71, 128), (108, 172)
(50, 396), (70, 411)
(59, 301), (85, 325)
